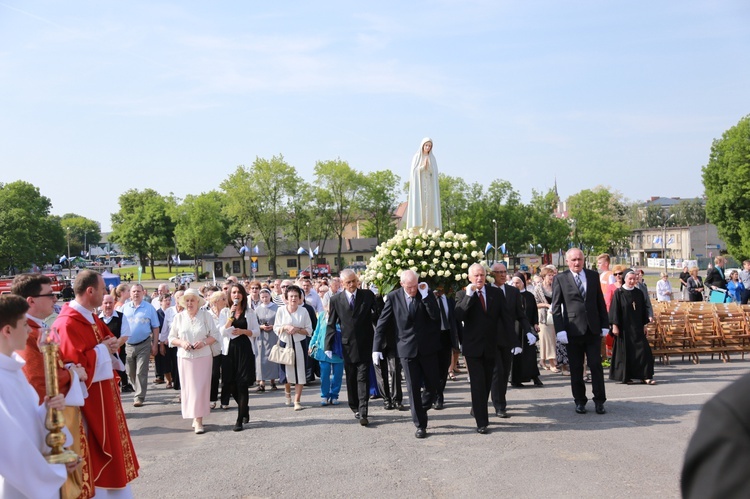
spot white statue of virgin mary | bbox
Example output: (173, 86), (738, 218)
(406, 137), (442, 232)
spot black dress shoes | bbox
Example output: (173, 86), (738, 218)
(575, 404), (587, 414)
(433, 399), (444, 410)
(477, 426), (489, 434)
(511, 383), (525, 388)
(233, 422), (243, 432)
(533, 377), (544, 387)
(496, 410), (510, 419)
(384, 401), (394, 410)
(595, 403), (606, 415)
(415, 428), (427, 439)
(394, 402), (405, 411)
(359, 417), (369, 426)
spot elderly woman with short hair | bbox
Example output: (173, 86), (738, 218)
(656, 273), (673, 302)
(687, 267), (705, 302)
(168, 289), (221, 434)
(274, 284), (312, 410)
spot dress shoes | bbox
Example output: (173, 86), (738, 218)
(354, 412), (360, 420)
(433, 399), (444, 410)
(121, 384), (135, 394)
(533, 377), (544, 387)
(511, 383), (525, 388)
(477, 426), (489, 434)
(496, 410), (509, 419)
(393, 402), (405, 411)
(384, 401), (394, 410)
(575, 404), (587, 414)
(415, 428), (427, 439)
(242, 415), (249, 424)
(595, 403), (606, 415)
(359, 417), (369, 426)
(232, 422), (243, 432)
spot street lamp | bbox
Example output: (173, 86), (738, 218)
(66, 227), (71, 279)
(492, 219), (498, 264)
(306, 222), (313, 276)
(662, 213), (675, 276)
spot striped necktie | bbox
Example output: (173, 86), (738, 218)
(574, 273), (586, 299)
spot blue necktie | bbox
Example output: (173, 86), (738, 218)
(349, 293), (356, 311)
(575, 273), (586, 299)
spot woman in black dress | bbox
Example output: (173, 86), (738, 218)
(609, 269), (655, 385)
(510, 274), (542, 387)
(219, 283), (260, 431)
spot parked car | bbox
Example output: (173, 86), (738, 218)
(169, 272), (196, 283)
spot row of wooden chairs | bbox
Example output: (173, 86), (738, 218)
(646, 302), (750, 364)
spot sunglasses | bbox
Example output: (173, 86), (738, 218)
(613, 272), (623, 276)
(32, 293), (56, 298)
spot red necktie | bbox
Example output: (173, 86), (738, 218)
(478, 290), (486, 311)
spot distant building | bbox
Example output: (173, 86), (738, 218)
(629, 224), (726, 268)
(202, 237), (379, 279)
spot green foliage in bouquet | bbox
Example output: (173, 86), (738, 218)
(362, 228), (486, 296)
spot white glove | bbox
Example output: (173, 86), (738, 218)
(418, 282), (429, 298)
(324, 350), (333, 359)
(601, 328), (609, 337)
(511, 347), (522, 355)
(372, 352), (384, 365)
(556, 331), (569, 344)
(526, 332), (537, 346)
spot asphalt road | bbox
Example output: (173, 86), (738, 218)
(122, 356), (750, 499)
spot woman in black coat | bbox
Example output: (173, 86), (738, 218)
(510, 274), (542, 387)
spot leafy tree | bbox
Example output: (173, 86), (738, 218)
(528, 189), (570, 259)
(437, 174), (470, 231)
(221, 155), (300, 278)
(174, 192), (230, 278)
(669, 199), (707, 227)
(314, 159), (363, 272)
(703, 114), (750, 260)
(285, 179), (315, 271)
(110, 189), (175, 279)
(0, 181), (65, 273)
(359, 170), (400, 243)
(567, 187), (631, 257)
(59, 213), (101, 257)
(481, 180), (529, 261)
(643, 204), (667, 228)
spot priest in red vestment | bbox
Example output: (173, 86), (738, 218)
(54, 270), (139, 497)
(12, 273), (94, 499)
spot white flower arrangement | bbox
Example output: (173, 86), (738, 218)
(362, 228), (485, 295)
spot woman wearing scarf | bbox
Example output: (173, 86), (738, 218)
(254, 288), (279, 392)
(608, 269), (656, 385)
(509, 274), (542, 387)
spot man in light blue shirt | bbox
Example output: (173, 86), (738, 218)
(122, 283), (159, 407)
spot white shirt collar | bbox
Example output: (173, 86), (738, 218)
(26, 314), (46, 327)
(70, 299), (95, 324)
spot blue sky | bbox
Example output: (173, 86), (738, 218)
(1, 1), (748, 231)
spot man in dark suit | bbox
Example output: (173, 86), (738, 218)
(433, 287), (460, 410)
(372, 293), (403, 411)
(551, 248), (610, 415)
(374, 270), (441, 438)
(326, 269), (380, 426)
(681, 371), (750, 498)
(489, 263), (528, 418)
(455, 263), (504, 434)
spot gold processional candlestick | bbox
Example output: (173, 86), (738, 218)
(40, 327), (79, 464)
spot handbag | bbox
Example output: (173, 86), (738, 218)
(269, 338), (295, 365)
(201, 312), (223, 357)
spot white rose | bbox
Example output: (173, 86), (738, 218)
(404, 248), (411, 255)
(410, 266), (418, 272)
(377, 272), (384, 279)
(424, 249), (431, 256)
(428, 269), (436, 276)
(396, 269), (404, 276)
(462, 273), (468, 279)
(434, 250), (441, 257)
(386, 263), (392, 270)
(445, 270), (451, 277)
(470, 240), (477, 246)
(415, 238), (422, 245)
(408, 259), (415, 266)
(420, 272), (427, 278)
(462, 262), (468, 269)
(406, 239), (413, 246)
(453, 252), (462, 260)
(395, 259), (402, 265)
(429, 240), (436, 247)
(450, 264), (456, 270)
(442, 262), (448, 268)
(439, 241), (446, 248)
(471, 251), (478, 258)
(462, 254), (468, 260)
(421, 261), (428, 267)
(417, 250), (424, 257)
(444, 231), (454, 238)
(391, 250), (398, 257)
(437, 270), (444, 277)
(433, 258), (440, 264)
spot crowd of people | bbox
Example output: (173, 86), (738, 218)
(5, 250), (741, 495)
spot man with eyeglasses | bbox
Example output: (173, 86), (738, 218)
(489, 262), (527, 418)
(12, 273), (92, 496)
(122, 283), (160, 407)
